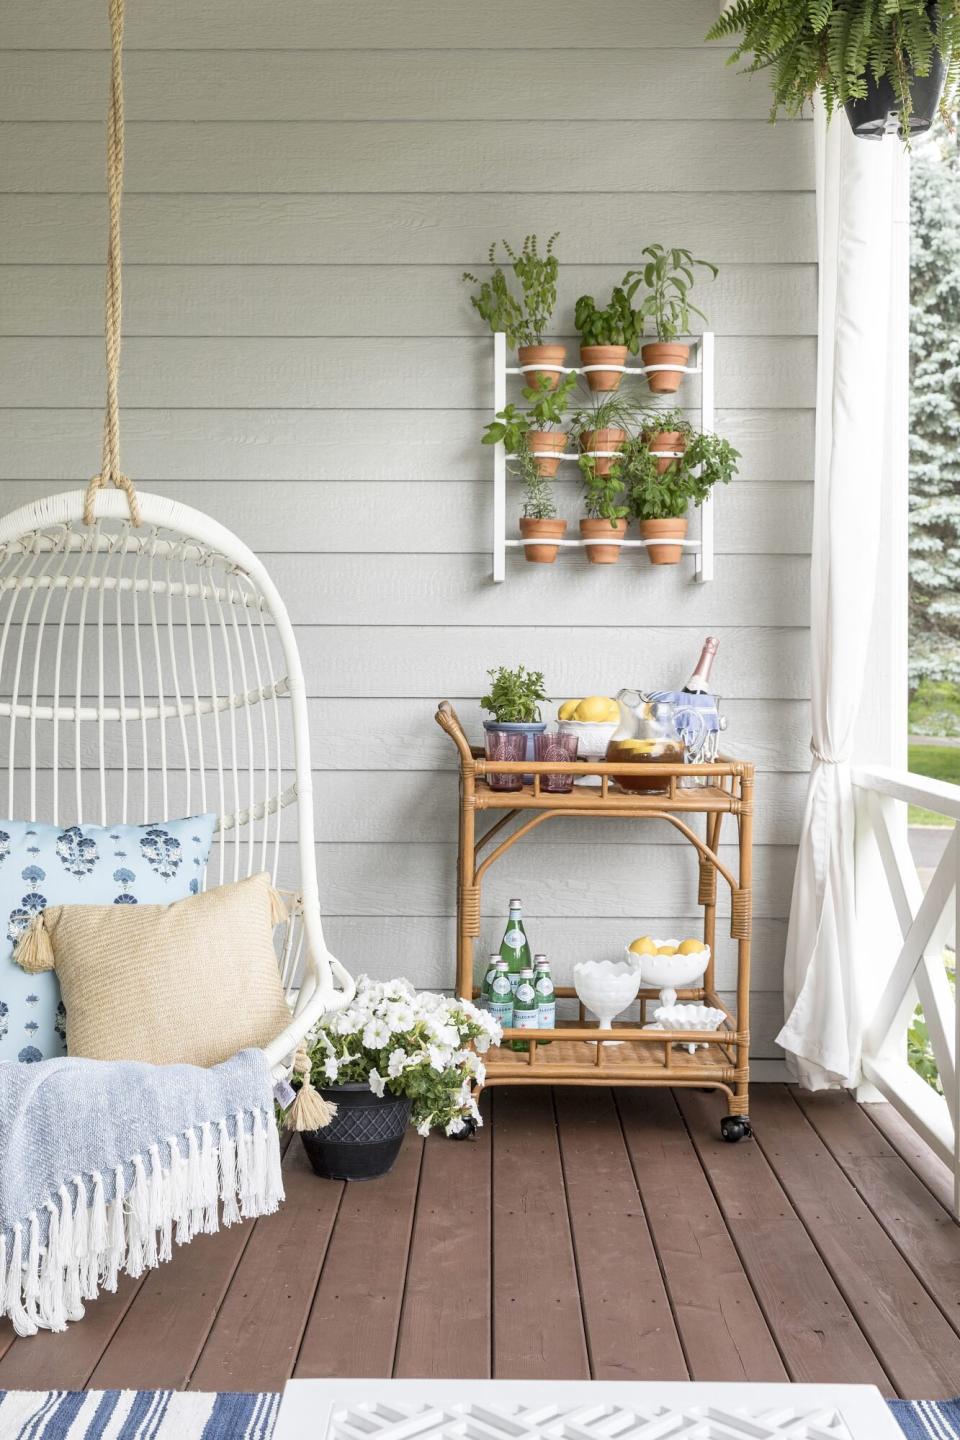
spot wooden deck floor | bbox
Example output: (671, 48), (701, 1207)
(2, 1084), (960, 1400)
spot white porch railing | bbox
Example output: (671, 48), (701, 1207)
(853, 764), (960, 1216)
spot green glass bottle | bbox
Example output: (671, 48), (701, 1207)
(500, 898), (532, 991)
(511, 967), (539, 1052)
(487, 960), (514, 1036)
(534, 954), (555, 1044)
(479, 952), (500, 1010)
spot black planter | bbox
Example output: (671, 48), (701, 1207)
(299, 1082), (411, 1181)
(844, 42), (945, 138)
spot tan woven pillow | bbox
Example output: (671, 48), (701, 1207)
(15, 871), (292, 1067)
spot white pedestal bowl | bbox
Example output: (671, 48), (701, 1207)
(573, 958), (643, 1032)
(629, 940), (711, 1009)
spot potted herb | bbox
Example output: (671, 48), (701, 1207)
(707, 0), (956, 140)
(481, 664), (548, 760)
(640, 406), (694, 474)
(482, 371), (577, 478)
(511, 438), (566, 564)
(623, 245), (717, 394)
(463, 233), (565, 387)
(574, 283), (642, 392)
(298, 977), (498, 1180)
(578, 454), (629, 564)
(625, 431), (739, 564)
(572, 394), (636, 478)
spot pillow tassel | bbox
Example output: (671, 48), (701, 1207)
(14, 913), (54, 973)
(268, 884), (288, 927)
(286, 1047), (337, 1132)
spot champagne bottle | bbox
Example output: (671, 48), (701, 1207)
(500, 898), (532, 991)
(511, 968), (539, 1052)
(682, 636), (718, 694)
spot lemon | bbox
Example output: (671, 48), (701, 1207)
(628, 936), (656, 956)
(617, 738), (656, 753)
(576, 695), (617, 723)
(558, 699), (580, 721)
(678, 938), (706, 955)
(656, 945), (678, 956)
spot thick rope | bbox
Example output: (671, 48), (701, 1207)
(84, 0), (141, 528)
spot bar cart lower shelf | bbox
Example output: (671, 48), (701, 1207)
(436, 700), (755, 1141)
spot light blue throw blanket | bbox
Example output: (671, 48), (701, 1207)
(0, 1049), (283, 1336)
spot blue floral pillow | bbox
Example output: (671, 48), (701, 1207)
(0, 814), (216, 1064)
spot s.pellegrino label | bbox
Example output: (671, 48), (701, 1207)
(500, 898), (532, 990)
(511, 969), (539, 1052)
(487, 963), (514, 1032)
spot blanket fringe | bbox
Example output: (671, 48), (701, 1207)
(0, 1106), (284, 1336)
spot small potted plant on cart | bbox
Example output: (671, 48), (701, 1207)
(294, 976), (500, 1179)
(481, 664), (548, 762)
(623, 244), (718, 394)
(624, 429), (739, 564)
(463, 233), (565, 388)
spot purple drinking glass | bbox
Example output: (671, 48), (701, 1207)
(534, 730), (579, 792)
(485, 730), (527, 790)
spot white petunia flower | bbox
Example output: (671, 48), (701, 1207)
(426, 1043), (452, 1072)
(416, 1116), (433, 1137)
(323, 1056), (339, 1082)
(386, 1047), (409, 1079)
(386, 1002), (416, 1032)
(363, 1018), (392, 1049)
(368, 1067), (386, 1097)
(445, 1116), (466, 1136)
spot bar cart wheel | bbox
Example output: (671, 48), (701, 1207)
(721, 1115), (752, 1143)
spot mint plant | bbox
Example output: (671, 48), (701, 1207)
(481, 666), (547, 723)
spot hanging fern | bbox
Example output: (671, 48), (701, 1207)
(707, 0), (960, 133)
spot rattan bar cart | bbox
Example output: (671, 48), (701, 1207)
(436, 701), (755, 1140)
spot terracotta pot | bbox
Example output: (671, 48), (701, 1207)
(518, 344), (566, 392)
(527, 431), (567, 478)
(640, 516), (688, 565)
(579, 428), (626, 477)
(519, 516), (566, 564)
(642, 342), (690, 394)
(580, 517), (627, 564)
(644, 429), (686, 476)
(580, 345), (628, 392)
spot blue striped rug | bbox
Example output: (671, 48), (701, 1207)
(0, 1390), (953, 1438)
(0, 1390), (280, 1438)
(891, 1400), (960, 1438)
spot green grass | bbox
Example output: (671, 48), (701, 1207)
(908, 742), (960, 825)
(909, 679), (960, 738)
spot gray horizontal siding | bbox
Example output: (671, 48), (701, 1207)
(0, 6), (813, 1058)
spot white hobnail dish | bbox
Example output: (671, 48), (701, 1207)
(625, 939), (711, 1009)
(557, 719), (618, 787)
(653, 1003), (725, 1033)
(573, 957), (642, 1031)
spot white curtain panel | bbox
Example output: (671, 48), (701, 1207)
(778, 101), (908, 1089)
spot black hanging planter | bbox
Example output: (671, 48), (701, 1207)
(844, 10), (945, 139)
(299, 1082), (411, 1181)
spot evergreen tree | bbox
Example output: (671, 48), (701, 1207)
(910, 126), (960, 686)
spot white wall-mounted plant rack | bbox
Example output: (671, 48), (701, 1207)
(491, 330), (715, 584)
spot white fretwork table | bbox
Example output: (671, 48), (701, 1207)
(273, 1377), (902, 1440)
